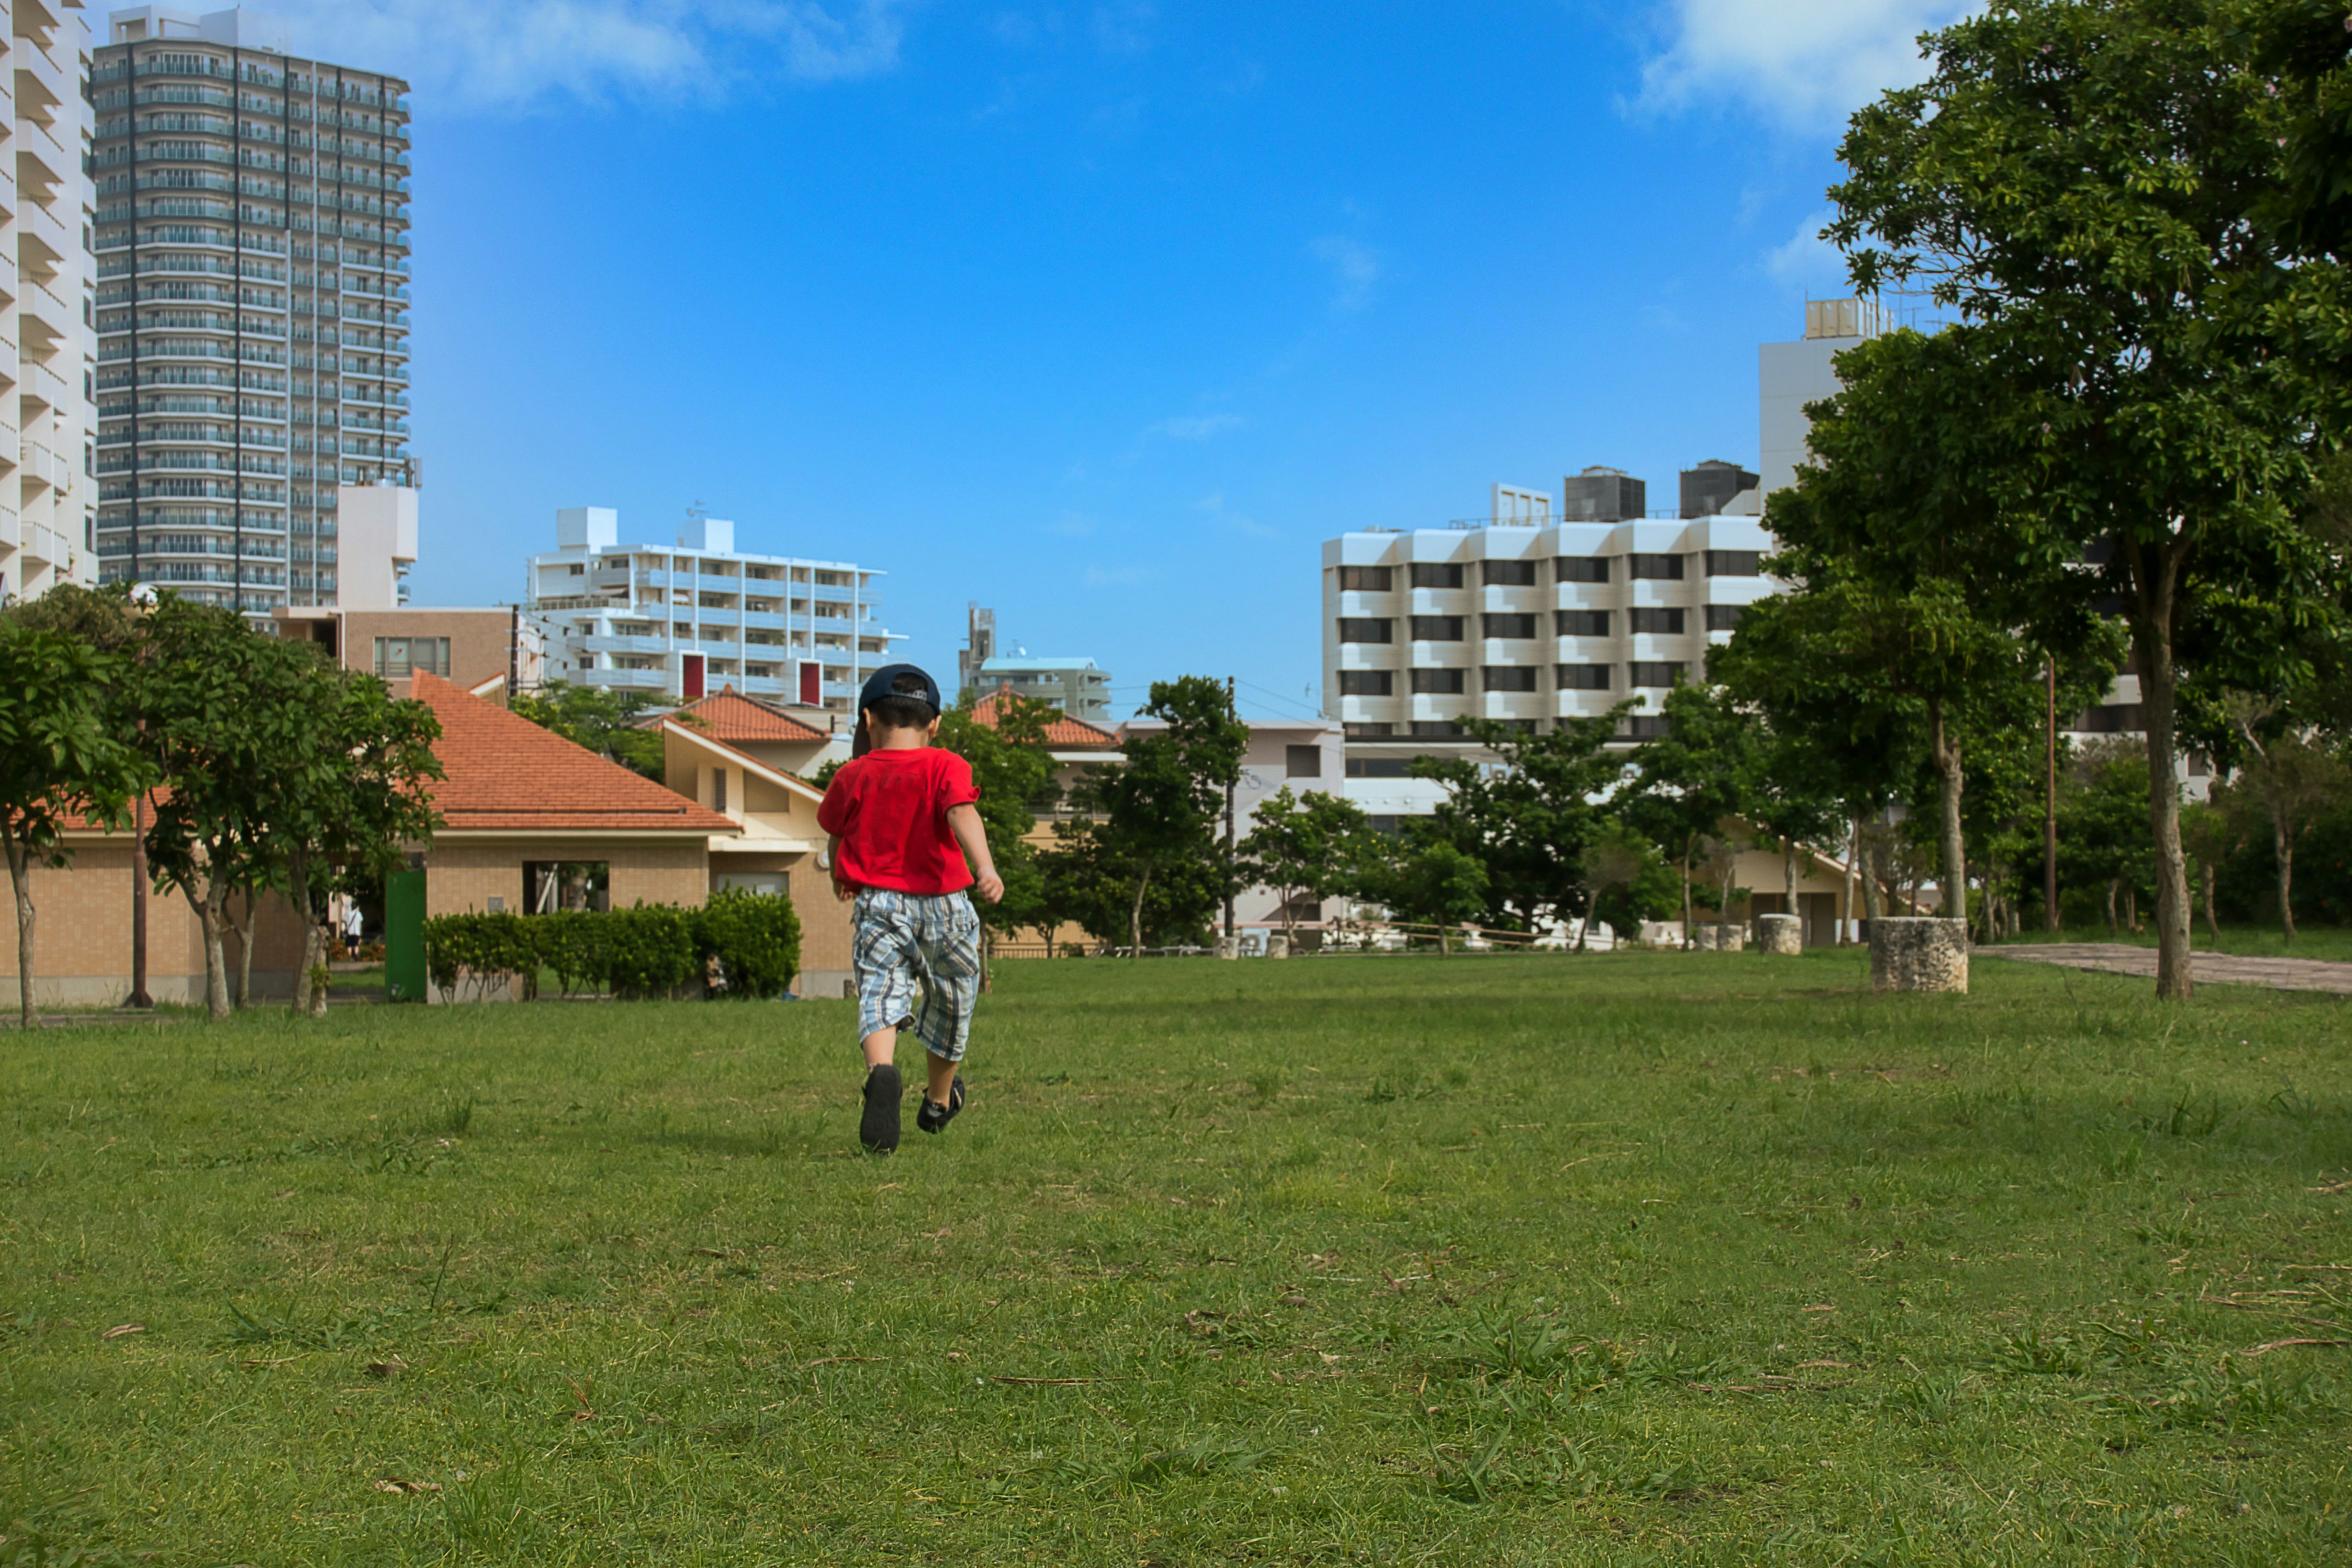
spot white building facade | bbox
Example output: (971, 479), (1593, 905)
(92, 7), (413, 616)
(0, 0), (99, 603)
(1324, 514), (1776, 820)
(526, 508), (899, 712)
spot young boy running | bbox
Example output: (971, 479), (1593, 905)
(816, 665), (1005, 1154)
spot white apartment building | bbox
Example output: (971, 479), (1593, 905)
(0, 0), (99, 603)
(526, 508), (899, 712)
(92, 7), (414, 616)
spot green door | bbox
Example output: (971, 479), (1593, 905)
(385, 868), (428, 1003)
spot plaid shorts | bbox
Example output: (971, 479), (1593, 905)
(852, 889), (982, 1061)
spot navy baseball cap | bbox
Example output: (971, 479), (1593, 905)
(858, 663), (943, 715)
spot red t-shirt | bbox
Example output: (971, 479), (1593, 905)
(816, 746), (983, 895)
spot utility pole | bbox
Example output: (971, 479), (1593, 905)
(1223, 674), (1238, 941)
(2044, 657), (2060, 932)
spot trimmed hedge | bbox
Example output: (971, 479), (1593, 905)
(422, 889), (802, 1003)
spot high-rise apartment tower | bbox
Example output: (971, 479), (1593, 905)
(92, 7), (413, 614)
(0, 1), (98, 603)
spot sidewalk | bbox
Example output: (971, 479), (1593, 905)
(1981, 942), (2352, 995)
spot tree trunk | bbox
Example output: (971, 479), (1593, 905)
(6, 832), (34, 1030)
(231, 891), (255, 1009)
(2202, 861), (2220, 947)
(1782, 835), (1798, 934)
(2127, 556), (2193, 999)
(2105, 879), (2119, 938)
(1717, 872), (1735, 949)
(1861, 827), (1885, 922)
(1679, 848), (1694, 949)
(1437, 922), (1450, 957)
(2276, 819), (2297, 945)
(1929, 699), (1967, 926)
(186, 880), (233, 1021)
(1841, 819), (1858, 944)
(1128, 867), (1150, 960)
(2126, 887), (2139, 933)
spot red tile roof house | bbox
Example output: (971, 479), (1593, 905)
(409, 673), (853, 999)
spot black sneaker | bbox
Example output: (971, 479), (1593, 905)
(859, 1063), (903, 1154)
(916, 1075), (966, 1135)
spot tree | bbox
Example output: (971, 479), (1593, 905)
(2060, 739), (2155, 937)
(1575, 820), (1673, 951)
(0, 624), (152, 1028)
(276, 673), (442, 1017)
(1697, 829), (1750, 949)
(935, 690), (1058, 970)
(1620, 684), (1763, 945)
(1409, 710), (1632, 933)
(1831, 0), (2352, 997)
(511, 680), (668, 780)
(1366, 839), (1488, 956)
(2223, 713), (2352, 943)
(2178, 794), (2248, 946)
(1238, 786), (1378, 944)
(1047, 676), (1245, 957)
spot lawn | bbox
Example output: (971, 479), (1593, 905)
(3, 951), (2348, 1565)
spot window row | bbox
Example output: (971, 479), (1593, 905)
(1338, 662), (1687, 696)
(1336, 551), (1760, 593)
(1343, 715), (1672, 742)
(1336, 604), (1744, 643)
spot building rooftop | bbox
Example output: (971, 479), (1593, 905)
(652, 686), (830, 744)
(410, 672), (736, 835)
(969, 687), (1120, 750)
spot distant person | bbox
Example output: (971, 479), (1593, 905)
(344, 903), (364, 960)
(816, 664), (1005, 1154)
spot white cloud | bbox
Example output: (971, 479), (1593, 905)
(1149, 413), (1243, 440)
(1766, 207), (1847, 290)
(1311, 235), (1380, 312)
(1638, 0), (1978, 132)
(271, 1), (907, 110)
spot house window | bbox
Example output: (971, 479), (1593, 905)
(1345, 758), (1416, 778)
(1484, 666), (1539, 692)
(1705, 603), (1746, 631)
(1411, 668), (1466, 695)
(1558, 663), (1612, 690)
(1556, 556), (1611, 584)
(1482, 559), (1538, 586)
(1704, 550), (1763, 576)
(1337, 618), (1393, 644)
(374, 636), (449, 678)
(1556, 609), (1610, 638)
(1285, 745), (1322, 778)
(712, 767), (728, 812)
(1628, 553), (1686, 580)
(1343, 722), (1395, 738)
(1338, 669), (1392, 696)
(1621, 715), (1672, 740)
(1409, 562), (1465, 589)
(1410, 720), (1467, 738)
(569, 563), (585, 576)
(1627, 661), (1687, 688)
(1483, 613), (1538, 640)
(1410, 616), (1465, 641)
(1630, 607), (1686, 635)
(1338, 565), (1392, 592)
(524, 861), (611, 914)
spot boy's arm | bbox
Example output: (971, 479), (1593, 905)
(946, 803), (1005, 904)
(826, 834), (853, 902)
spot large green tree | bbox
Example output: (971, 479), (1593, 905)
(1620, 684), (1763, 944)
(0, 622), (152, 1028)
(935, 690), (1058, 961)
(1237, 786), (1379, 944)
(1408, 711), (1630, 933)
(1830, 0), (2351, 995)
(1047, 676), (1245, 956)
(511, 681), (668, 780)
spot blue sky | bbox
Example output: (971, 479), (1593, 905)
(289, 1), (1970, 721)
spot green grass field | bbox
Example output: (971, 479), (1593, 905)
(4, 952), (2349, 1564)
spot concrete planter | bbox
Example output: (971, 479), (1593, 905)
(1267, 932), (1291, 960)
(1869, 918), (1969, 993)
(1693, 924), (1745, 952)
(1757, 913), (1802, 956)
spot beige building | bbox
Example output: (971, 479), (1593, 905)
(0, 0), (99, 603)
(272, 603), (543, 697)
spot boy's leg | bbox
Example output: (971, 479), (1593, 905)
(925, 1049), (959, 1107)
(911, 895), (981, 1114)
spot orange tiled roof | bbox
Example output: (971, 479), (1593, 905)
(653, 685), (829, 744)
(413, 671), (736, 834)
(970, 685), (1120, 749)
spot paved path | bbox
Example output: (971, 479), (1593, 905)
(1981, 942), (2352, 995)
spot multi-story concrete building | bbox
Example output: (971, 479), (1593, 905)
(956, 603), (1114, 719)
(0, 0), (99, 603)
(91, 6), (413, 616)
(526, 507), (899, 712)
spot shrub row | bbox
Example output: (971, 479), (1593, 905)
(421, 889), (802, 1002)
